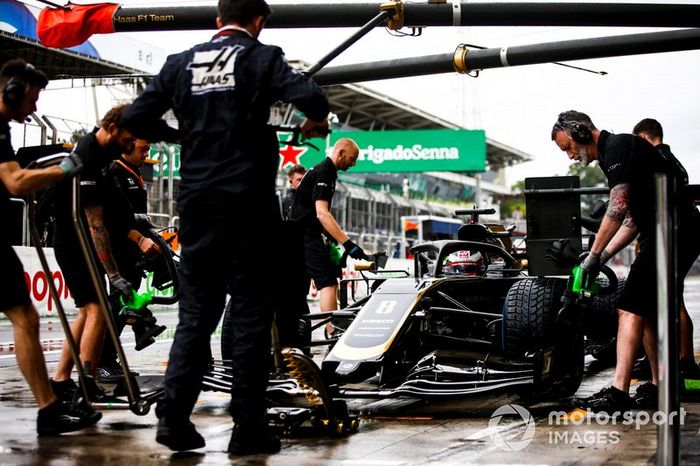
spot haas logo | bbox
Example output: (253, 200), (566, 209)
(188, 46), (243, 95)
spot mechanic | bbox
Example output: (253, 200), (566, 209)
(551, 110), (700, 414)
(96, 138), (165, 383)
(50, 103), (138, 403)
(122, 0), (329, 454)
(632, 118), (700, 388)
(0, 58), (101, 434)
(281, 163), (306, 221)
(292, 138), (367, 337)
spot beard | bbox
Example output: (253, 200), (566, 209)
(577, 148), (594, 168)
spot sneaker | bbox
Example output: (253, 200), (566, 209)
(37, 399), (102, 436)
(96, 365), (124, 384)
(228, 424), (281, 455)
(633, 382), (658, 409)
(96, 364), (140, 384)
(50, 378), (78, 403)
(571, 386), (633, 414)
(155, 417), (205, 451)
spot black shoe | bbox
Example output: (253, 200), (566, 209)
(228, 424), (281, 455)
(571, 386), (633, 414)
(156, 417), (205, 451)
(37, 399), (102, 436)
(633, 382), (658, 409)
(96, 365), (124, 384)
(50, 378), (78, 403)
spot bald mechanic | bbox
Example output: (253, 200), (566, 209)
(292, 138), (367, 337)
(551, 110), (700, 414)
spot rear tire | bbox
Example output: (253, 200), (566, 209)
(503, 277), (583, 398)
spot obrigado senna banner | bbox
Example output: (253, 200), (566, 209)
(278, 129), (486, 173)
(152, 129), (486, 176)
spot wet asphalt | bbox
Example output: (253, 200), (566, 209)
(2, 279), (700, 465)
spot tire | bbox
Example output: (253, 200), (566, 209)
(581, 275), (624, 364)
(503, 277), (583, 398)
(503, 277), (566, 351)
(581, 276), (625, 341)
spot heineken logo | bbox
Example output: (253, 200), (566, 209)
(359, 144), (460, 164)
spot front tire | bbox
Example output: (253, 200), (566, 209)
(503, 277), (583, 398)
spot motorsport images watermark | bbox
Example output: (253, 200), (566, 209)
(486, 403), (686, 451)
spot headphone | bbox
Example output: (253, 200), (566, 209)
(556, 116), (592, 144)
(2, 63), (35, 107)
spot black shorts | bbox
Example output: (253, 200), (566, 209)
(54, 242), (103, 308)
(0, 242), (31, 312)
(302, 233), (341, 290)
(619, 221), (700, 316)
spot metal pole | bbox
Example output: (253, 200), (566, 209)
(167, 145), (175, 222)
(305, 9), (394, 77)
(656, 173), (679, 466)
(314, 28), (700, 85)
(109, 3), (700, 31)
(71, 177), (141, 409)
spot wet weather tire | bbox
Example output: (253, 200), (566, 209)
(503, 277), (583, 398)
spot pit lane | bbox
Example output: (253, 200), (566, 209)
(1, 278), (700, 465)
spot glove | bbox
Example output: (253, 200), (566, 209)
(343, 239), (368, 260)
(580, 252), (602, 289)
(109, 273), (135, 299)
(58, 152), (84, 177)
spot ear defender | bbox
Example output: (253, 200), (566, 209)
(557, 117), (592, 144)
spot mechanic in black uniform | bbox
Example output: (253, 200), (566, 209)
(96, 138), (165, 382)
(291, 138), (367, 337)
(122, 0), (329, 454)
(0, 58), (100, 434)
(632, 117), (700, 386)
(50, 104), (138, 401)
(281, 163), (306, 221)
(551, 110), (700, 413)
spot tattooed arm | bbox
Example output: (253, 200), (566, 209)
(604, 212), (639, 257)
(84, 204), (119, 277)
(589, 183), (630, 255)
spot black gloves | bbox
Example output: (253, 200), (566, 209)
(343, 239), (368, 260)
(58, 152), (84, 177)
(109, 273), (135, 299)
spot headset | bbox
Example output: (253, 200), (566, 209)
(2, 63), (35, 107)
(556, 116), (592, 145)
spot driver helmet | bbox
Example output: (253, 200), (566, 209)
(443, 250), (486, 276)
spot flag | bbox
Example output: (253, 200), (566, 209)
(37, 2), (120, 48)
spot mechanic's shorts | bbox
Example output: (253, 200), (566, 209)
(0, 242), (32, 312)
(619, 220), (700, 317)
(302, 233), (341, 290)
(53, 242), (103, 308)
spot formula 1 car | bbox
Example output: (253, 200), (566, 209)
(203, 206), (621, 436)
(320, 215), (619, 400)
